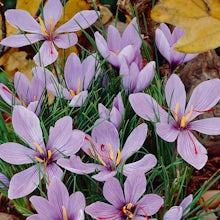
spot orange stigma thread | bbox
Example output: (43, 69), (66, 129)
(62, 205), (68, 220)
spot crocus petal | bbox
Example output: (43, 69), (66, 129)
(186, 78), (220, 121)
(129, 93), (168, 122)
(103, 177), (125, 207)
(55, 10), (98, 33)
(163, 206), (183, 220)
(159, 23), (172, 45)
(107, 25), (122, 52)
(46, 163), (63, 180)
(29, 76), (45, 101)
(156, 121), (179, 142)
(180, 194), (193, 215)
(86, 202), (120, 220)
(92, 170), (117, 182)
(118, 45), (136, 65)
(123, 154), (157, 176)
(5, 9), (41, 33)
(8, 165), (41, 199)
(0, 142), (36, 164)
(177, 130), (208, 170)
(165, 74), (186, 116)
(120, 123), (148, 161)
(34, 41), (58, 67)
(137, 194), (164, 216)
(113, 92), (124, 113)
(69, 91), (88, 107)
(94, 31), (110, 57)
(0, 173), (9, 190)
(98, 103), (109, 118)
(189, 118), (220, 135)
(110, 107), (121, 129)
(54, 33), (78, 49)
(183, 53), (198, 63)
(0, 34), (43, 47)
(12, 106), (45, 150)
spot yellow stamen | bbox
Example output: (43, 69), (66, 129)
(115, 49), (120, 55)
(34, 96), (37, 102)
(174, 103), (179, 121)
(116, 149), (121, 166)
(180, 116), (186, 128)
(49, 16), (54, 38)
(108, 143), (114, 161)
(122, 203), (134, 218)
(77, 78), (81, 95)
(70, 89), (76, 97)
(185, 106), (193, 122)
(47, 150), (52, 160)
(62, 205), (68, 220)
(98, 154), (107, 167)
(34, 142), (44, 155)
(38, 17), (48, 37)
(34, 156), (44, 163)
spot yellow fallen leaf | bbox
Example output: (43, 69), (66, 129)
(151, 0), (220, 53)
(16, 0), (41, 16)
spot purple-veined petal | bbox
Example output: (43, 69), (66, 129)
(12, 106), (45, 150)
(46, 163), (63, 180)
(129, 93), (168, 122)
(163, 206), (183, 220)
(118, 45), (136, 65)
(27, 215), (48, 220)
(123, 154), (157, 176)
(8, 165), (41, 199)
(186, 78), (220, 121)
(54, 33), (78, 49)
(86, 201), (120, 220)
(189, 118), (220, 135)
(27, 100), (41, 115)
(69, 90), (88, 107)
(5, 9), (41, 33)
(159, 23), (172, 45)
(92, 170), (117, 182)
(156, 121), (179, 142)
(180, 194), (193, 215)
(113, 92), (124, 113)
(120, 123), (148, 161)
(165, 74), (186, 116)
(94, 31), (111, 57)
(33, 41), (58, 67)
(29, 76), (45, 101)
(107, 25), (122, 52)
(171, 26), (185, 45)
(103, 177), (125, 208)
(110, 107), (121, 129)
(177, 130), (208, 170)
(55, 10), (98, 33)
(0, 34), (43, 47)
(98, 103), (109, 118)
(0, 142), (36, 164)
(137, 194), (164, 216)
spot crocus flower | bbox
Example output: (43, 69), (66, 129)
(86, 172), (164, 219)
(0, 173), (9, 191)
(35, 53), (98, 107)
(120, 57), (155, 94)
(0, 106), (84, 199)
(163, 194), (193, 220)
(95, 17), (142, 67)
(0, 71), (44, 115)
(98, 92), (124, 129)
(0, 0), (98, 66)
(27, 177), (85, 220)
(58, 120), (157, 181)
(156, 23), (197, 71)
(129, 74), (220, 169)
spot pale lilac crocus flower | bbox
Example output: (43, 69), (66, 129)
(120, 57), (155, 94)
(0, 173), (9, 191)
(129, 74), (220, 169)
(164, 194), (193, 220)
(58, 120), (157, 181)
(98, 92), (124, 129)
(0, 106), (84, 199)
(156, 23), (197, 72)
(0, 0), (98, 66)
(27, 177), (85, 220)
(0, 71), (44, 115)
(35, 53), (98, 107)
(85, 172), (164, 219)
(95, 17), (142, 67)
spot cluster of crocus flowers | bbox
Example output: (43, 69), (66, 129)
(0, 0), (99, 66)
(0, 106), (84, 199)
(129, 74), (220, 169)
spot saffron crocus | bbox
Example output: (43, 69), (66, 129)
(129, 74), (220, 169)
(163, 194), (193, 220)
(27, 177), (85, 220)
(95, 17), (142, 67)
(0, 71), (44, 115)
(35, 53), (98, 107)
(156, 23), (197, 71)
(98, 92), (124, 129)
(86, 172), (164, 219)
(0, 0), (98, 66)
(0, 106), (84, 199)
(58, 120), (157, 181)
(120, 57), (155, 94)
(0, 173), (9, 191)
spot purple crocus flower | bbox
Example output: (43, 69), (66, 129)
(0, 106), (84, 199)
(156, 23), (197, 71)
(163, 194), (193, 220)
(98, 92), (124, 129)
(95, 17), (142, 67)
(86, 172), (164, 219)
(27, 177), (85, 220)
(0, 71), (44, 115)
(120, 57), (155, 94)
(35, 53), (98, 107)
(129, 74), (220, 169)
(58, 120), (157, 181)
(0, 173), (9, 191)
(0, 0), (98, 66)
